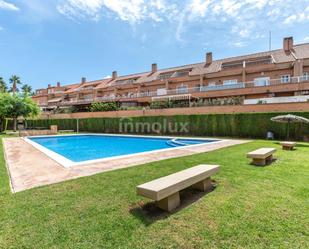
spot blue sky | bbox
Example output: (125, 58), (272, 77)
(0, 0), (309, 90)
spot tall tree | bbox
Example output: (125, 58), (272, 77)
(21, 84), (33, 96)
(9, 75), (21, 95)
(0, 77), (7, 93)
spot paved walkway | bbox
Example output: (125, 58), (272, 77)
(3, 137), (249, 193)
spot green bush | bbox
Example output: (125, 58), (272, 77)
(90, 102), (118, 112)
(23, 112), (309, 141)
(150, 100), (190, 109)
(53, 106), (79, 114)
(150, 101), (170, 109)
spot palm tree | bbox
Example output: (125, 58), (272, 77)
(21, 84), (33, 95)
(9, 75), (21, 95)
(0, 77), (7, 93)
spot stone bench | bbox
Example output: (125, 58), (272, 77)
(59, 130), (75, 133)
(247, 148), (276, 166)
(280, 141), (297, 150)
(136, 164), (220, 212)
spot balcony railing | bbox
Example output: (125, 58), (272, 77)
(53, 76), (309, 106)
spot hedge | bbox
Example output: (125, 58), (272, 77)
(23, 112), (309, 140)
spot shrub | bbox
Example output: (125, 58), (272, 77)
(24, 111), (309, 141)
(90, 102), (118, 112)
(119, 106), (145, 111)
(53, 106), (78, 114)
(150, 101), (170, 109)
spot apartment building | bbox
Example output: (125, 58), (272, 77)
(33, 37), (309, 111)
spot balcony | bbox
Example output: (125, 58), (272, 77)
(71, 86), (94, 92)
(222, 56), (273, 70)
(200, 83), (245, 91)
(47, 90), (64, 94)
(54, 76), (309, 106)
(244, 95), (309, 105)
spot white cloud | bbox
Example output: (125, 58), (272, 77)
(303, 36), (309, 42)
(57, 0), (176, 24)
(0, 0), (19, 11)
(55, 0), (309, 44)
(188, 0), (212, 18)
(177, 0), (309, 43)
(283, 7), (309, 24)
(230, 41), (247, 48)
(0, 26), (3, 31)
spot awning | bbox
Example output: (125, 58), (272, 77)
(48, 97), (62, 103)
(152, 94), (191, 102)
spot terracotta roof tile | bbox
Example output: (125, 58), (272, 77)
(293, 43), (309, 59)
(42, 42), (309, 92)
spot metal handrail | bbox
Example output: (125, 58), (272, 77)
(54, 76), (308, 105)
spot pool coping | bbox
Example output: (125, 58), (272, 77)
(23, 134), (223, 168)
(3, 135), (250, 193)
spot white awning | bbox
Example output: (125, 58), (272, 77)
(152, 94), (191, 102)
(48, 97), (62, 103)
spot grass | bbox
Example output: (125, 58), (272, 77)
(0, 135), (309, 248)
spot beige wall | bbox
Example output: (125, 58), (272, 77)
(39, 102), (309, 120)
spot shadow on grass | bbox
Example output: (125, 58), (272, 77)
(295, 144), (309, 148)
(130, 181), (217, 226)
(250, 158), (278, 167)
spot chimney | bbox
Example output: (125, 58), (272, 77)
(283, 37), (293, 52)
(81, 77), (86, 83)
(112, 71), (118, 79)
(57, 82), (61, 87)
(151, 63), (157, 73)
(206, 52), (213, 65)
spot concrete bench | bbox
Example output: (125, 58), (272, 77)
(280, 141), (297, 150)
(136, 164), (220, 212)
(59, 130), (75, 133)
(247, 148), (276, 166)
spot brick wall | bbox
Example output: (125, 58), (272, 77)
(39, 102), (309, 120)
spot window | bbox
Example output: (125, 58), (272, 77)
(195, 84), (202, 91)
(254, 77), (270, 87)
(176, 85), (188, 94)
(82, 86), (94, 91)
(281, 75), (291, 83)
(302, 72), (309, 81)
(157, 88), (167, 96)
(139, 90), (150, 97)
(157, 72), (174, 80)
(116, 78), (137, 85)
(171, 70), (190, 78)
(208, 82), (216, 87)
(223, 79), (238, 85)
(83, 94), (92, 100)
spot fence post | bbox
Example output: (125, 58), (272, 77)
(76, 118), (79, 133)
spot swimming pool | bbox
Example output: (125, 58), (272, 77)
(25, 134), (219, 167)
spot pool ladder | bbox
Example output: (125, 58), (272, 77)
(166, 139), (188, 147)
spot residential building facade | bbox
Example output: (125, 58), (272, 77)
(33, 37), (309, 111)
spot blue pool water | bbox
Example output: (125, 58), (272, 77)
(29, 135), (218, 163)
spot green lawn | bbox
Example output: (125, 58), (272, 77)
(0, 135), (309, 248)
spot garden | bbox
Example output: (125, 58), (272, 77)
(0, 138), (308, 248)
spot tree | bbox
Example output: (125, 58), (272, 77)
(0, 77), (7, 93)
(9, 75), (21, 95)
(21, 84), (33, 96)
(0, 93), (40, 131)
